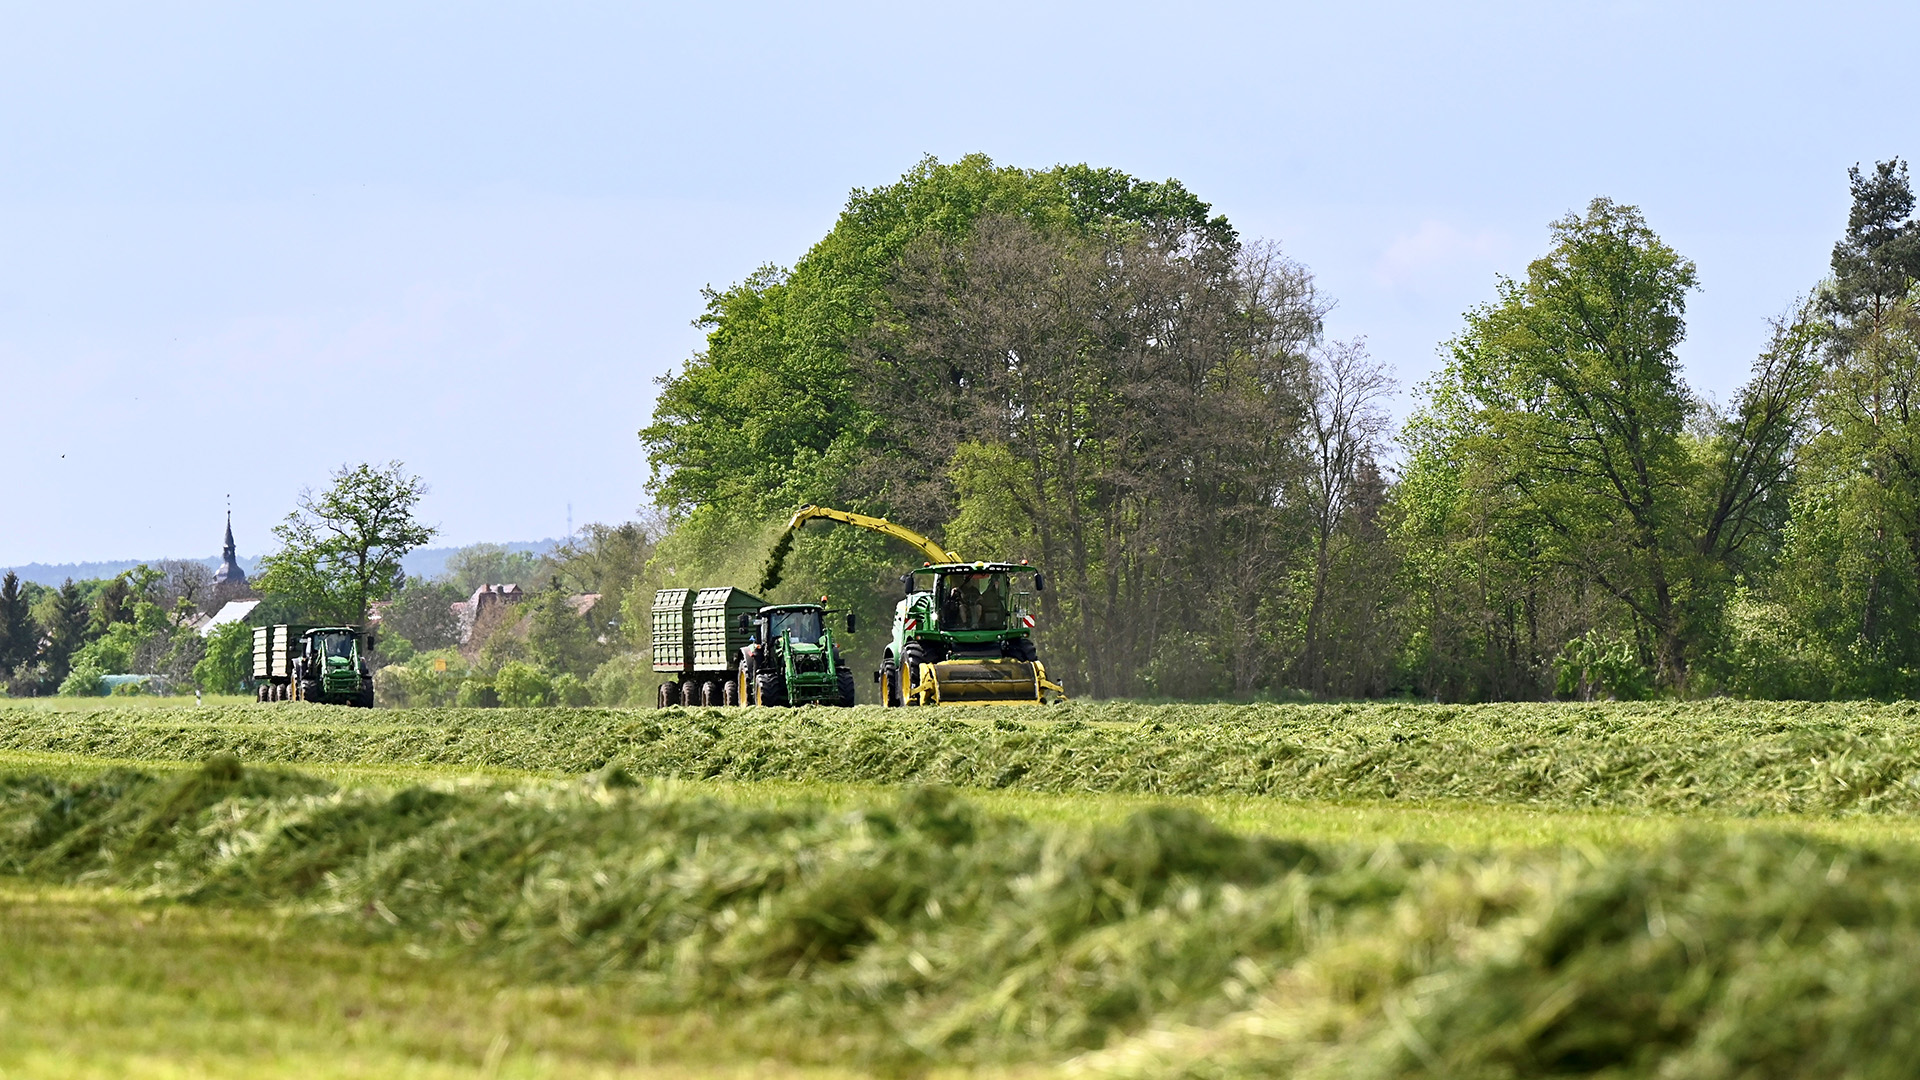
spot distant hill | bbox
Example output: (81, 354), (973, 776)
(3, 540), (562, 588)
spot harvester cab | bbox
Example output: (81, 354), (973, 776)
(737, 602), (857, 707)
(882, 562), (1065, 707)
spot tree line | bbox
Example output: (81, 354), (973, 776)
(639, 154), (1920, 702)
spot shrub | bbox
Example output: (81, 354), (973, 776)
(494, 662), (553, 708)
(193, 620), (255, 694)
(57, 662), (106, 697)
(551, 672), (591, 708)
(455, 678), (499, 708)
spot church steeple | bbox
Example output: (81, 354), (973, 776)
(214, 510), (247, 586)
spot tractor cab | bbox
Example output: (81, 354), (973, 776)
(294, 626), (375, 706)
(760, 605), (826, 646)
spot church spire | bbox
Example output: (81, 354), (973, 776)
(215, 509), (247, 586)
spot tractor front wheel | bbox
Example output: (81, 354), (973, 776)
(756, 671), (787, 707)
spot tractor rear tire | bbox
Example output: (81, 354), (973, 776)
(837, 665), (856, 707)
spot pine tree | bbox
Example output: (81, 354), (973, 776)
(0, 572), (31, 678)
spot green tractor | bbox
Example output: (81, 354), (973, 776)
(737, 603), (858, 707)
(252, 624), (376, 706)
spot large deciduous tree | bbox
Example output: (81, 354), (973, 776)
(859, 215), (1323, 696)
(1413, 198), (1813, 695)
(257, 462), (437, 625)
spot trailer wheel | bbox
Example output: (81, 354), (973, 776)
(723, 676), (739, 707)
(700, 680), (720, 707)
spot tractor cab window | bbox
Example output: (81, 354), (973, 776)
(940, 572), (1011, 631)
(318, 634), (356, 660)
(766, 609), (823, 645)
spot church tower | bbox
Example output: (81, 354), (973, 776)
(214, 512), (247, 588)
(207, 511), (256, 614)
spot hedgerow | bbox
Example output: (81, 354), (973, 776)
(5, 699), (1920, 812)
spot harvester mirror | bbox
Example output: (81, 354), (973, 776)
(900, 573), (913, 594)
(1033, 573), (1045, 592)
(845, 613), (857, 633)
(737, 614), (751, 632)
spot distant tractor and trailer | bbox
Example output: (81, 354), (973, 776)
(651, 587), (857, 707)
(252, 624), (377, 707)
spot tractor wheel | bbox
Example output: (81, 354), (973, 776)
(902, 643), (929, 705)
(723, 675), (739, 707)
(837, 665), (857, 708)
(756, 671), (787, 707)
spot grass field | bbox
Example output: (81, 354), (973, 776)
(4, 700), (1919, 1077)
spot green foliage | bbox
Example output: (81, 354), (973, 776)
(550, 672), (590, 708)
(377, 576), (463, 652)
(1554, 631), (1651, 700)
(0, 572), (33, 679)
(373, 649), (467, 708)
(440, 544), (543, 592)
(492, 661), (552, 708)
(585, 653), (655, 707)
(524, 581), (610, 679)
(454, 678), (498, 708)
(256, 461), (436, 624)
(55, 662), (105, 697)
(193, 621), (256, 694)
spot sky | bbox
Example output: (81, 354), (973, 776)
(3, 1), (1914, 567)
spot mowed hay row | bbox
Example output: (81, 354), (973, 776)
(7, 758), (1920, 1077)
(8, 700), (1920, 812)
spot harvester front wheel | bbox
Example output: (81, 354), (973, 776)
(882, 659), (901, 707)
(902, 643), (930, 705)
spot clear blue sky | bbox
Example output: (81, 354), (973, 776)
(3, 1), (1911, 566)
